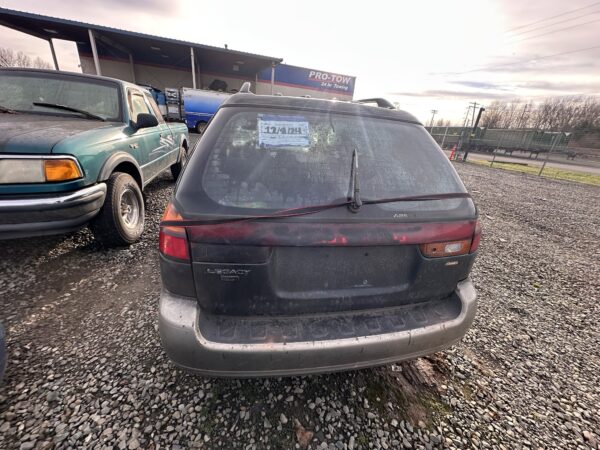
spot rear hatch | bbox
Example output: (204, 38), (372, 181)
(167, 105), (478, 316)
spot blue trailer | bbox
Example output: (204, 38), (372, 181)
(180, 88), (231, 133)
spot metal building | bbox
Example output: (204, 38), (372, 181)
(0, 7), (282, 93)
(0, 8), (357, 101)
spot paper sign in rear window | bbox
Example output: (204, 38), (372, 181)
(258, 114), (310, 148)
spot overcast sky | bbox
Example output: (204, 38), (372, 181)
(1, 0), (599, 123)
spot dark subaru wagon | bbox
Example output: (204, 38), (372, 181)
(158, 90), (480, 377)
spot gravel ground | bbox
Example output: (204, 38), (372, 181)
(0, 162), (598, 450)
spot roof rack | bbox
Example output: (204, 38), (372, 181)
(355, 98), (395, 109)
(239, 82), (252, 93)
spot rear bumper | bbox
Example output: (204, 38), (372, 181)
(159, 278), (478, 377)
(0, 183), (106, 240)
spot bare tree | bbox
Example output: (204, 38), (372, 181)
(479, 101), (504, 128)
(0, 47), (52, 69)
(481, 96), (600, 132)
(33, 56), (52, 70)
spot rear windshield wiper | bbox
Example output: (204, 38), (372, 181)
(0, 104), (17, 114)
(32, 102), (106, 121)
(161, 192), (472, 227)
(348, 148), (362, 213)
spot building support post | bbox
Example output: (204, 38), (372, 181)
(190, 47), (196, 89)
(48, 39), (59, 70)
(88, 29), (101, 75)
(128, 53), (136, 83)
(270, 63), (275, 95)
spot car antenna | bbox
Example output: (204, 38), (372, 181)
(348, 148), (362, 213)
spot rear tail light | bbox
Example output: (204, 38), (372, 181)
(160, 207), (481, 259)
(419, 219), (481, 258)
(420, 240), (471, 257)
(159, 202), (190, 261)
(470, 219), (482, 253)
(184, 219), (480, 247)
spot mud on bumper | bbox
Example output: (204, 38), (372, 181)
(159, 278), (477, 377)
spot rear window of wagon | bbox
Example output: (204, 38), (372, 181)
(190, 107), (467, 211)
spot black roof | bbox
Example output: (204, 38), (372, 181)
(0, 8), (282, 76)
(221, 94), (421, 124)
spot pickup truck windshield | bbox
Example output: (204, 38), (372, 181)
(0, 72), (120, 121)
(199, 108), (467, 211)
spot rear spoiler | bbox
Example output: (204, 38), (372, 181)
(354, 98), (396, 109)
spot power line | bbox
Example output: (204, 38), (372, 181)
(506, 1), (600, 32)
(507, 8), (600, 38)
(440, 44), (600, 75)
(434, 5), (600, 78)
(510, 17), (600, 44)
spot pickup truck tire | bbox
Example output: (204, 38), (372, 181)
(170, 146), (188, 180)
(90, 172), (145, 247)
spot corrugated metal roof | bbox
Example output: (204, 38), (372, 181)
(0, 7), (282, 71)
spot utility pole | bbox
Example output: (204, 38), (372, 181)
(458, 103), (473, 153)
(461, 104), (472, 129)
(470, 102), (478, 127)
(430, 109), (438, 128)
(464, 107), (485, 162)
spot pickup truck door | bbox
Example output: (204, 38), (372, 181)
(144, 91), (179, 170)
(127, 89), (177, 183)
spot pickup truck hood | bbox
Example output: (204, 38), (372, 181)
(0, 114), (115, 154)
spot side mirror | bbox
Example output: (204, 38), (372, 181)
(133, 113), (159, 130)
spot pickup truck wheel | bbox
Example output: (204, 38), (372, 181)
(170, 146), (187, 180)
(90, 172), (145, 246)
(195, 122), (207, 134)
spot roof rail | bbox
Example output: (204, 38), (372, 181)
(239, 82), (252, 93)
(355, 98), (395, 109)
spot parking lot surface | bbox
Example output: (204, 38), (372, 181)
(0, 162), (598, 450)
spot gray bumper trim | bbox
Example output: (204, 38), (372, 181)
(0, 183), (106, 239)
(0, 183), (106, 212)
(159, 278), (478, 377)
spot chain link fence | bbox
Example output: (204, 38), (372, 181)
(426, 126), (600, 164)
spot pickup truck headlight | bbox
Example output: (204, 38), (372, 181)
(0, 158), (83, 184)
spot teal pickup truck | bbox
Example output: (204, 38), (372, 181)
(0, 68), (189, 246)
